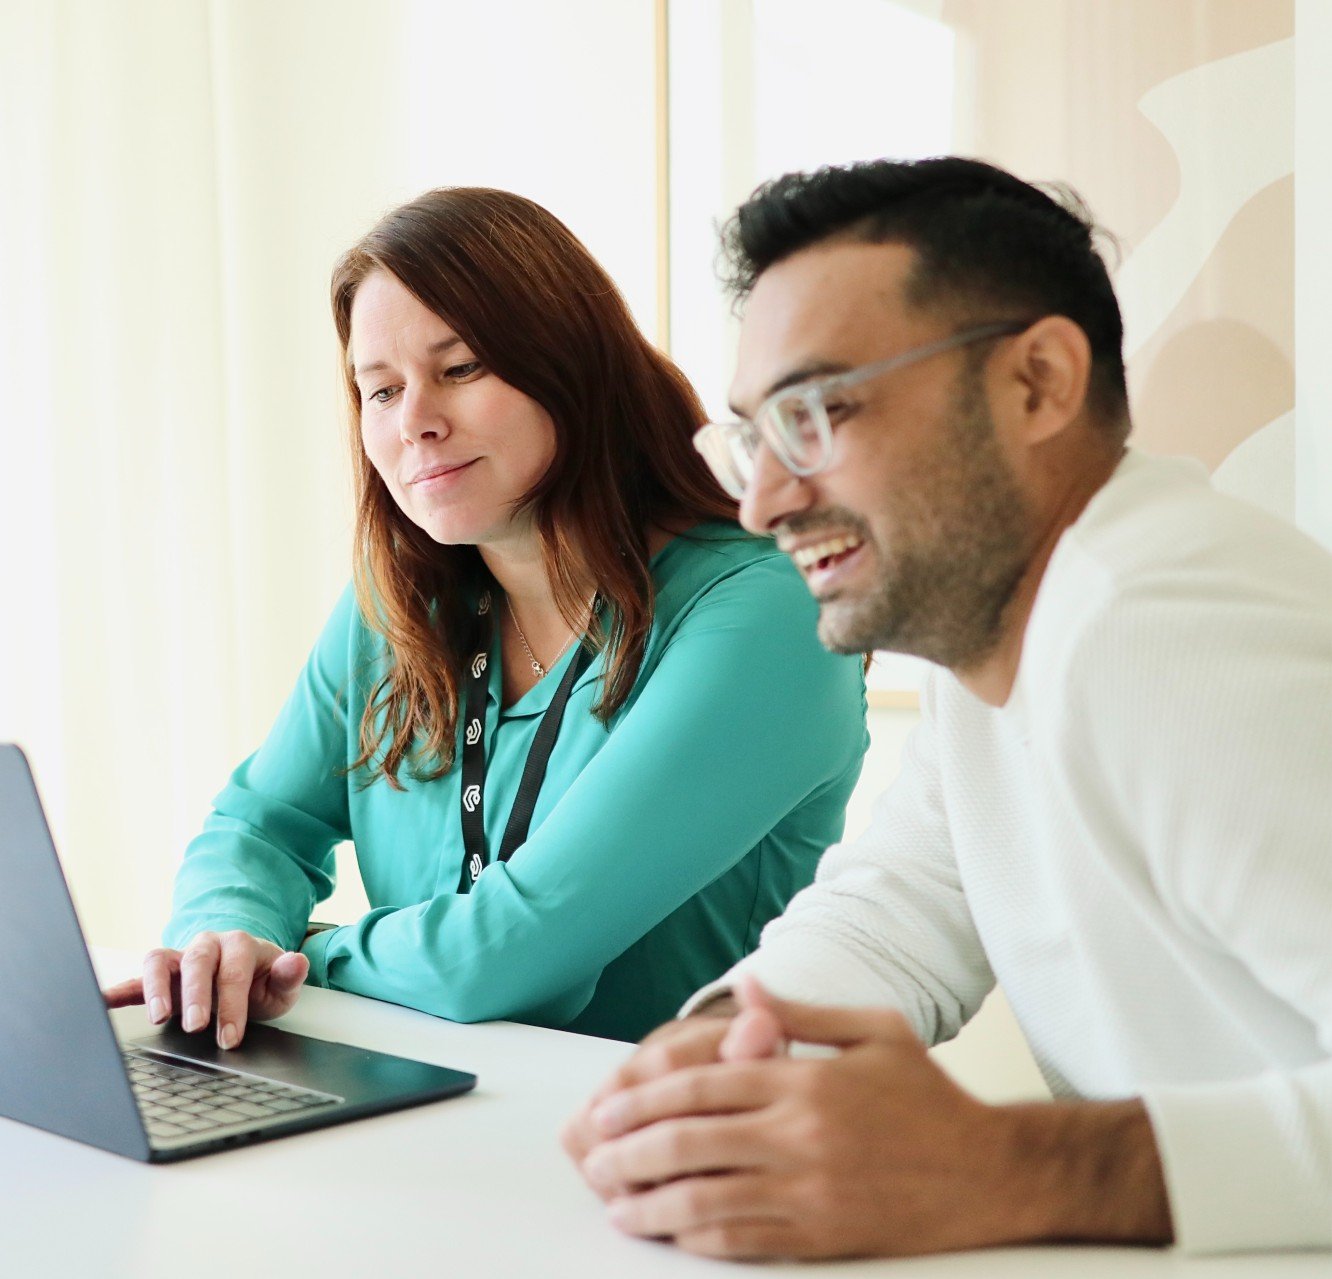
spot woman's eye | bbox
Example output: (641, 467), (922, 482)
(368, 385), (400, 405)
(824, 398), (855, 422)
(445, 360), (483, 380)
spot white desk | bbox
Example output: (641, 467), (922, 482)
(0, 954), (1325, 1278)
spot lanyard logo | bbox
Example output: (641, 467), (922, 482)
(456, 592), (595, 895)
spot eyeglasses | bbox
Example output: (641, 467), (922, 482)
(693, 321), (1033, 500)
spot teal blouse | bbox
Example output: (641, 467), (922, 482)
(165, 525), (868, 1041)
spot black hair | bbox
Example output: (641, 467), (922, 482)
(721, 156), (1128, 431)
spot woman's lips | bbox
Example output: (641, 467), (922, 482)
(411, 459), (478, 487)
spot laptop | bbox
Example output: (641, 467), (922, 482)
(0, 743), (476, 1162)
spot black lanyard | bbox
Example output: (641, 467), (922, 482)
(456, 592), (594, 893)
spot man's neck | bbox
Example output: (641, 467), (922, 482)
(956, 446), (1125, 708)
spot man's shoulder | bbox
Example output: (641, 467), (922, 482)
(1002, 451), (1332, 749)
(1059, 450), (1331, 593)
(1032, 451), (1332, 662)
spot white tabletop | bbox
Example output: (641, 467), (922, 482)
(0, 953), (1324, 1278)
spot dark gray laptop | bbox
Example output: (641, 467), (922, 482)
(0, 743), (476, 1162)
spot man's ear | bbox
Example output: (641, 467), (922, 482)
(992, 315), (1093, 445)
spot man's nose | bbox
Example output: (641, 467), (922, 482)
(739, 443), (811, 534)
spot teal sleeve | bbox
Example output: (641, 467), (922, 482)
(162, 588), (358, 951)
(305, 560), (866, 1026)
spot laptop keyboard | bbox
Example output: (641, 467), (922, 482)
(123, 1048), (341, 1142)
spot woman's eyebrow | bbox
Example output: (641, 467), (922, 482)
(353, 336), (466, 380)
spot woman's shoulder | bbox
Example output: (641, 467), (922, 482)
(637, 524), (864, 727)
(651, 520), (786, 584)
(307, 580), (389, 674)
(649, 522), (823, 637)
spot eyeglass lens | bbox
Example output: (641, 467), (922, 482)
(766, 394), (827, 469)
(695, 425), (754, 499)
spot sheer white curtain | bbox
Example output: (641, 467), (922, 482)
(0, 0), (658, 946)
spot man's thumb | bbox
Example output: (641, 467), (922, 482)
(734, 973), (914, 1048)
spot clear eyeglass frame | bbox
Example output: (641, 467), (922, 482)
(693, 320), (1033, 500)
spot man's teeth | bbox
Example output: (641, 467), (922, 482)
(791, 535), (864, 571)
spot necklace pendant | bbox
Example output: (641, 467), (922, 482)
(530, 658), (546, 679)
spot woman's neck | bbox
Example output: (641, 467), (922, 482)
(479, 521), (688, 611)
(479, 535), (562, 619)
(478, 523), (690, 701)
(480, 532), (594, 703)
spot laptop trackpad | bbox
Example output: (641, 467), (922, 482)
(112, 1005), (476, 1109)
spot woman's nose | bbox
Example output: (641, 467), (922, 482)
(399, 384), (450, 443)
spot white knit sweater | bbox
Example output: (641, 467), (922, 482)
(697, 450), (1332, 1254)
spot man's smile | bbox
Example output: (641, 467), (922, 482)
(780, 532), (868, 594)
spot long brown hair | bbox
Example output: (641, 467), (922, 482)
(331, 188), (736, 788)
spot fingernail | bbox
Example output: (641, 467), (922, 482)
(584, 1149), (611, 1187)
(606, 1198), (632, 1229)
(592, 1098), (627, 1136)
(183, 1004), (206, 1033)
(149, 998), (168, 1024)
(218, 1023), (238, 1050)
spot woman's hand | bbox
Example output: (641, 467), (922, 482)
(101, 930), (309, 1050)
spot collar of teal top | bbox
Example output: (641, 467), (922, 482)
(488, 521), (752, 720)
(488, 617), (603, 721)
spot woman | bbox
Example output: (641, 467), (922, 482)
(109, 188), (867, 1044)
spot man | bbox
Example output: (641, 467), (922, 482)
(562, 157), (1332, 1260)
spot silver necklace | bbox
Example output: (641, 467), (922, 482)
(507, 597), (577, 680)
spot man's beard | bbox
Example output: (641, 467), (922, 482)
(812, 371), (1030, 670)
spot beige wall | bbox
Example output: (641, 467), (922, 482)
(947, 0), (1293, 469)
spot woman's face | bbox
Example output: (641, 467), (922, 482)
(350, 270), (557, 551)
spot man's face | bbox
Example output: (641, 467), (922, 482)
(730, 242), (1032, 669)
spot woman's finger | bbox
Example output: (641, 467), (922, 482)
(213, 933), (261, 1049)
(249, 949), (309, 1019)
(177, 933), (222, 1034)
(140, 947), (181, 1024)
(101, 977), (145, 1009)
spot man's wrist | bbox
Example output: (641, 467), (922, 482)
(997, 1098), (1174, 1246)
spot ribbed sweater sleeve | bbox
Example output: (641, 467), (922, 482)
(1055, 562), (1332, 1253)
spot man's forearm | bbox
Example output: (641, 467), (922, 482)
(999, 1098), (1173, 1246)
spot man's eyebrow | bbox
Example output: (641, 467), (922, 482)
(352, 336), (465, 380)
(727, 360), (851, 418)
